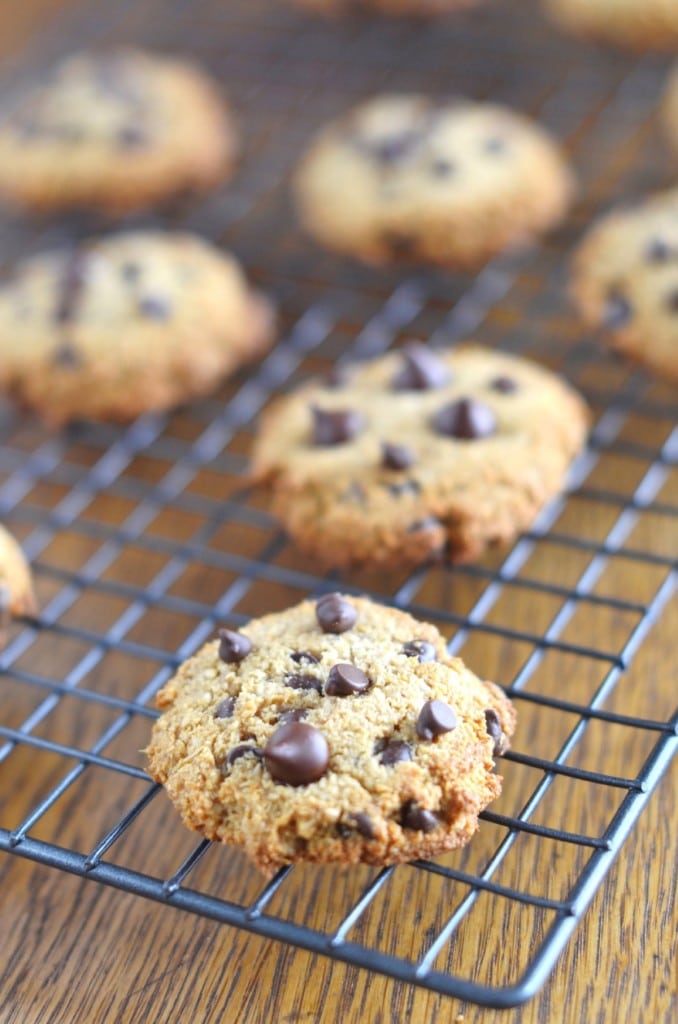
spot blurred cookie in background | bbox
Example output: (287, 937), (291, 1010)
(543, 0), (678, 51)
(0, 49), (237, 214)
(0, 231), (276, 425)
(293, 94), (574, 270)
(571, 188), (678, 383)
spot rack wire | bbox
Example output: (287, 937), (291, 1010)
(0, 0), (676, 1009)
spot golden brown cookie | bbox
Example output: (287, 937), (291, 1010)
(147, 594), (516, 875)
(251, 344), (590, 570)
(0, 230), (276, 425)
(571, 188), (678, 383)
(0, 49), (236, 213)
(293, 94), (574, 269)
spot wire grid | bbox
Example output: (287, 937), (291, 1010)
(0, 0), (677, 1010)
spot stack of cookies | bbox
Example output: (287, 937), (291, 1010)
(1, 0), (672, 871)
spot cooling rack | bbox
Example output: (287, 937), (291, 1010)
(0, 0), (676, 1010)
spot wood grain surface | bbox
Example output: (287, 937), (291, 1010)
(0, 2), (676, 1023)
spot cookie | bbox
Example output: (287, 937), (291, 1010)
(293, 94), (574, 269)
(292, 0), (483, 15)
(543, 0), (678, 51)
(0, 230), (275, 425)
(251, 344), (590, 570)
(571, 189), (678, 383)
(0, 49), (236, 213)
(147, 594), (516, 875)
(0, 524), (36, 621)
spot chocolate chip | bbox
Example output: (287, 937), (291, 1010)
(371, 133), (419, 164)
(218, 628), (252, 664)
(416, 699), (457, 740)
(325, 663), (370, 696)
(401, 802), (439, 832)
(382, 232), (416, 258)
(484, 708), (507, 756)
(263, 722), (329, 786)
(489, 375), (517, 394)
(52, 343), (82, 369)
(117, 125), (149, 149)
(382, 442), (415, 471)
(645, 238), (674, 263)
(214, 697), (236, 719)
(278, 707), (308, 725)
(290, 650), (320, 666)
(392, 343), (450, 391)
(54, 250), (89, 325)
(311, 405), (364, 446)
(387, 479), (421, 497)
(225, 743), (262, 767)
(284, 673), (323, 693)
(665, 288), (678, 313)
(349, 812), (376, 839)
(315, 593), (357, 634)
(431, 397), (497, 440)
(602, 292), (632, 329)
(138, 295), (172, 321)
(402, 640), (438, 662)
(377, 739), (412, 765)
(431, 158), (455, 176)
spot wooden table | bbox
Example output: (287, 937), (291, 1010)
(0, 2), (676, 1022)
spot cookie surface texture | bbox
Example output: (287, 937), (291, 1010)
(147, 594), (516, 875)
(0, 49), (236, 213)
(543, 0), (678, 51)
(571, 188), (678, 383)
(0, 230), (275, 425)
(293, 94), (573, 268)
(251, 344), (590, 570)
(0, 524), (36, 619)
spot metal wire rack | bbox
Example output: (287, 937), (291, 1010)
(0, 0), (676, 1010)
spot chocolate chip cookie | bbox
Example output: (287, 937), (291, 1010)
(0, 230), (275, 425)
(0, 49), (236, 213)
(571, 188), (678, 383)
(251, 344), (590, 570)
(147, 594), (516, 875)
(0, 524), (36, 621)
(293, 94), (574, 269)
(543, 0), (678, 51)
